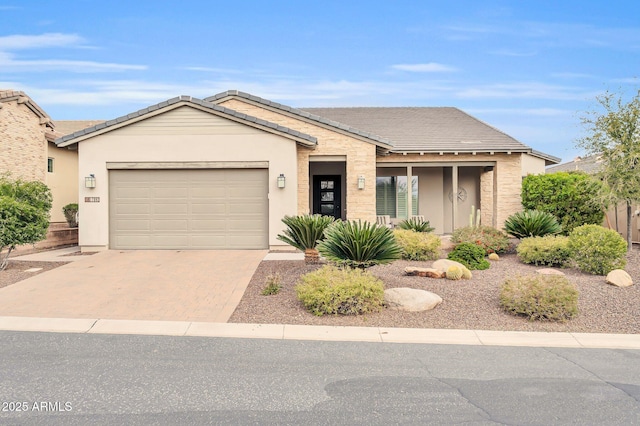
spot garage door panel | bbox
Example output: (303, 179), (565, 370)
(110, 169), (268, 249)
(115, 204), (150, 215)
(115, 187), (151, 199)
(115, 219), (150, 231)
(152, 203), (188, 214)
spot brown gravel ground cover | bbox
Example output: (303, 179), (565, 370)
(230, 247), (640, 334)
(0, 261), (69, 290)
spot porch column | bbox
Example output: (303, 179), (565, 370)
(406, 165), (413, 219)
(452, 165), (458, 229)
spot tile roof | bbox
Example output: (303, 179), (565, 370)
(55, 96), (317, 147)
(301, 106), (529, 153)
(54, 120), (106, 137)
(0, 89), (53, 128)
(206, 90), (394, 150)
(206, 90), (559, 163)
(546, 154), (603, 174)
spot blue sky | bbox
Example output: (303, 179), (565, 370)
(1, 1), (638, 162)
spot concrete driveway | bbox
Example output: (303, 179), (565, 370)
(0, 250), (267, 322)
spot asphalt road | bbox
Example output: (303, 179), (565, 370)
(1, 331), (639, 425)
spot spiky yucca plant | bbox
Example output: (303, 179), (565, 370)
(277, 214), (335, 263)
(397, 217), (435, 233)
(317, 220), (402, 268)
(504, 210), (562, 239)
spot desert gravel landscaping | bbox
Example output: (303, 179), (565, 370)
(230, 248), (640, 334)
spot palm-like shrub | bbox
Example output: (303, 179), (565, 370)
(317, 220), (402, 268)
(397, 217), (434, 233)
(277, 214), (335, 263)
(504, 210), (562, 239)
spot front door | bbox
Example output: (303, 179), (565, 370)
(313, 175), (342, 220)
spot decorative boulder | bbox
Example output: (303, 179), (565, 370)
(605, 269), (633, 287)
(536, 268), (565, 276)
(404, 267), (446, 279)
(384, 288), (442, 312)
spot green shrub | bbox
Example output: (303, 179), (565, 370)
(62, 203), (79, 227)
(447, 242), (490, 270)
(451, 225), (511, 255)
(522, 172), (604, 234)
(504, 209), (562, 239)
(397, 217), (434, 233)
(516, 235), (571, 267)
(317, 220), (402, 269)
(261, 273), (282, 296)
(295, 265), (385, 316)
(568, 225), (627, 275)
(393, 229), (441, 261)
(500, 274), (579, 321)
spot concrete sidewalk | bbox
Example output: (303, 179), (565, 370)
(0, 316), (639, 349)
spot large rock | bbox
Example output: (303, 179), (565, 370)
(384, 288), (442, 312)
(536, 268), (565, 276)
(404, 267), (445, 279)
(605, 269), (633, 287)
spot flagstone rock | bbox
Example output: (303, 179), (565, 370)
(404, 267), (445, 278)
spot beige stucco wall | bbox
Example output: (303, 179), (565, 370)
(377, 152), (522, 230)
(521, 153), (546, 176)
(0, 98), (47, 182)
(217, 98), (378, 222)
(46, 142), (78, 223)
(75, 105), (298, 250)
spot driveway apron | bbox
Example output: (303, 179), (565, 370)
(0, 250), (267, 322)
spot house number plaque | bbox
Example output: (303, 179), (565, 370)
(84, 197), (100, 203)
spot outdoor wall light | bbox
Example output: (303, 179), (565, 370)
(357, 175), (365, 190)
(277, 173), (286, 188)
(85, 174), (96, 188)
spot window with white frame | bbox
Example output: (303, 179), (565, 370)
(47, 158), (54, 173)
(376, 176), (418, 219)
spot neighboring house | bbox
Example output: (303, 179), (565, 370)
(546, 155), (639, 243)
(55, 90), (560, 251)
(0, 90), (102, 225)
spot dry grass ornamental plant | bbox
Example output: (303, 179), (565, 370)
(500, 274), (579, 321)
(295, 265), (385, 316)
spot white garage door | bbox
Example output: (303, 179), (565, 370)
(109, 169), (268, 249)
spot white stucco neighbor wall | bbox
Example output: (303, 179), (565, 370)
(76, 106), (298, 250)
(521, 153), (546, 176)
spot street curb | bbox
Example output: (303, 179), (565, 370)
(0, 316), (639, 349)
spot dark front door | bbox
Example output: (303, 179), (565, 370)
(313, 175), (342, 220)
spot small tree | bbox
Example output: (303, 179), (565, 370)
(577, 89), (640, 250)
(0, 177), (52, 270)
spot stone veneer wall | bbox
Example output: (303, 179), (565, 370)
(0, 98), (47, 182)
(217, 98), (378, 222)
(377, 153), (523, 230)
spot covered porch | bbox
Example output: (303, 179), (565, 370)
(376, 162), (496, 234)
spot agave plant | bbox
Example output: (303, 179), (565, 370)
(277, 214), (335, 263)
(504, 209), (562, 239)
(317, 220), (402, 268)
(397, 217), (435, 233)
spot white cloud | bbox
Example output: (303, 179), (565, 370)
(0, 33), (84, 49)
(0, 52), (146, 72)
(455, 82), (600, 101)
(391, 63), (457, 72)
